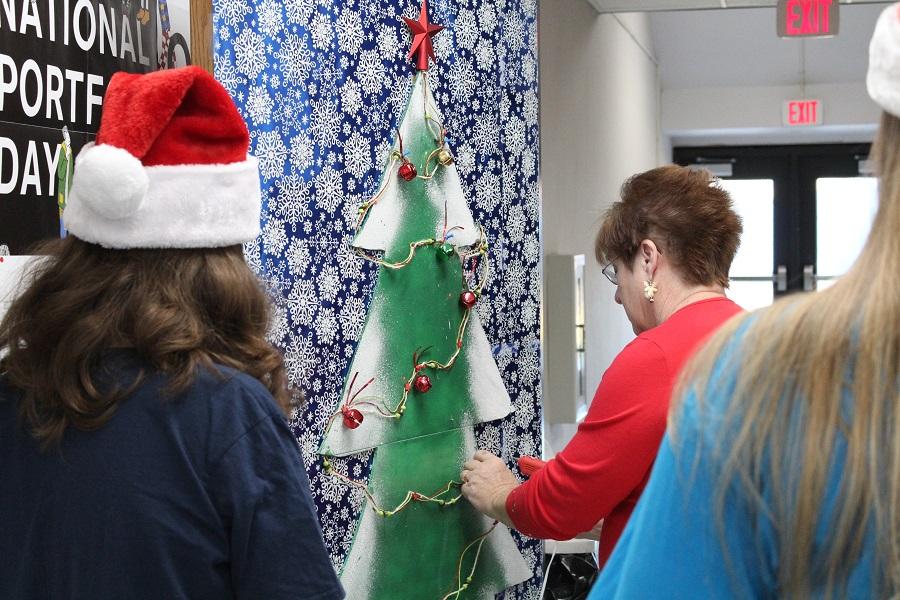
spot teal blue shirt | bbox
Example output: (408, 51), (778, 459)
(590, 329), (877, 599)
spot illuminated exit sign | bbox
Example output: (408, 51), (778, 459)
(783, 99), (823, 127)
(777, 0), (839, 38)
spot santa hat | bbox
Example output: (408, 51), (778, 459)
(64, 66), (261, 249)
(868, 3), (900, 118)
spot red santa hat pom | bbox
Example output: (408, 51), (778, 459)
(64, 66), (261, 249)
(868, 4), (900, 118)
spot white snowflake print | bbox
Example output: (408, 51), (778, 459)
(284, 336), (319, 385)
(317, 264), (341, 302)
(432, 24), (453, 61)
(356, 49), (385, 95)
(314, 165), (343, 214)
(255, 131), (287, 180)
(257, 0), (283, 37)
(504, 261), (527, 300)
(242, 238), (262, 276)
(339, 80), (362, 115)
(286, 239), (312, 278)
(475, 171), (500, 212)
(284, 0), (314, 25)
(314, 307), (339, 345)
(336, 242), (363, 281)
(288, 280), (319, 326)
(471, 113), (500, 156)
(503, 115), (525, 156)
(475, 43), (495, 71)
(217, 0), (250, 27)
(336, 9), (363, 55)
(262, 220), (289, 255)
(342, 131), (371, 180)
(522, 150), (536, 179)
(523, 89), (538, 128)
(518, 337), (540, 390)
(448, 58), (476, 102)
(376, 23), (398, 56)
(454, 9), (478, 50)
(520, 52), (537, 85)
(454, 143), (475, 176)
(310, 12), (334, 50)
(503, 12), (526, 55)
(478, 3), (497, 30)
(310, 98), (342, 148)
(289, 133), (315, 172)
(234, 29), (266, 78)
(520, 298), (537, 337)
(275, 173), (312, 227)
(386, 75), (410, 119)
(338, 296), (365, 341)
(214, 52), (243, 94)
(523, 234), (539, 267)
(477, 423), (502, 455)
(267, 303), (290, 344)
(276, 33), (313, 82)
(246, 85), (274, 124)
(507, 203), (526, 243)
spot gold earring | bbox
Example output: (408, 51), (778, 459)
(643, 280), (658, 303)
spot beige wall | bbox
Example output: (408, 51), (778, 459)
(540, 3), (662, 446)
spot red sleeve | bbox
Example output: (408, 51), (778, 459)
(506, 337), (671, 540)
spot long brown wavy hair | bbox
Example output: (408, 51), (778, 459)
(0, 236), (291, 448)
(674, 111), (900, 597)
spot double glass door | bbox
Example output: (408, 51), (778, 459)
(675, 144), (877, 310)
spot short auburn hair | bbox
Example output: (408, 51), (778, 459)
(595, 165), (743, 288)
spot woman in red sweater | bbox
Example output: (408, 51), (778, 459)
(461, 165), (745, 567)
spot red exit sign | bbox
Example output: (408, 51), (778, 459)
(783, 99), (823, 127)
(777, 0), (839, 38)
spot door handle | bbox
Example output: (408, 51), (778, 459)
(775, 265), (787, 292)
(803, 265), (816, 292)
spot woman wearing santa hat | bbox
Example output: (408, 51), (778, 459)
(0, 67), (343, 599)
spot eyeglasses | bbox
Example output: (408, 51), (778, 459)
(602, 262), (618, 285)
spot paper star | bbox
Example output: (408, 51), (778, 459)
(403, 0), (443, 71)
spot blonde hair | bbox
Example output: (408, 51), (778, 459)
(674, 112), (900, 597)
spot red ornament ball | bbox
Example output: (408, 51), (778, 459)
(460, 291), (478, 309)
(342, 408), (364, 429)
(413, 374), (432, 393)
(398, 160), (417, 181)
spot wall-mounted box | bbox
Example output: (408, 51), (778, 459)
(543, 254), (587, 424)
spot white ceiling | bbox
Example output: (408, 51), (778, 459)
(649, 2), (891, 88)
(589, 0), (886, 12)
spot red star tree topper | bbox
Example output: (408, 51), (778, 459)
(403, 0), (443, 71)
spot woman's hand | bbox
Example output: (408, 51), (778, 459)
(575, 519), (604, 541)
(461, 450), (519, 527)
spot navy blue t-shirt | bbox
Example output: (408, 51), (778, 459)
(0, 353), (344, 600)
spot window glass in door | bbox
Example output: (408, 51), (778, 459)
(719, 179), (775, 310)
(816, 177), (879, 291)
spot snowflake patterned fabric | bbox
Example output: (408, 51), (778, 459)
(214, 1), (541, 597)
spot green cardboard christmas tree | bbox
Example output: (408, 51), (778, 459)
(317, 2), (531, 598)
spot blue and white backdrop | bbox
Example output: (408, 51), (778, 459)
(214, 0), (541, 596)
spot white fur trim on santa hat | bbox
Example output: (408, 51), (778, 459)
(868, 4), (900, 118)
(64, 147), (262, 249)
